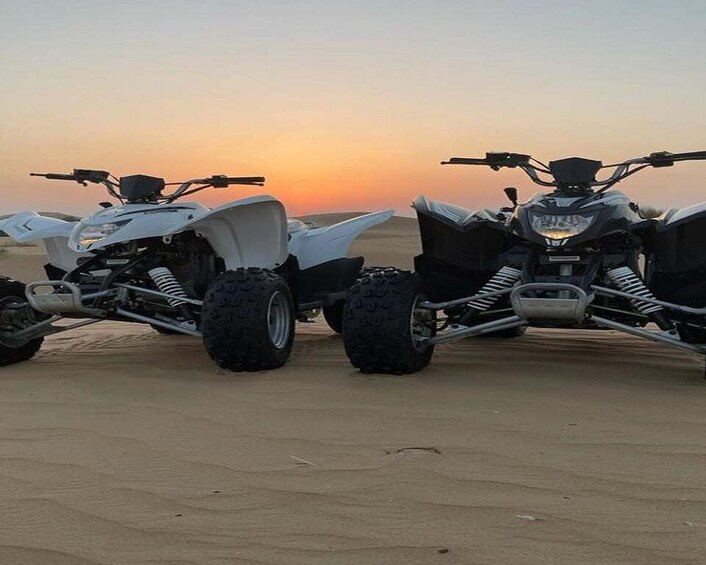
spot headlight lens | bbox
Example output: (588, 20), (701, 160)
(530, 213), (593, 240)
(77, 223), (121, 246)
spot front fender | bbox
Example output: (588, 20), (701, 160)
(168, 196), (288, 270)
(1, 211), (77, 242)
(0, 211), (90, 271)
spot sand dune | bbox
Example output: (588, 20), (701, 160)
(1, 218), (705, 565)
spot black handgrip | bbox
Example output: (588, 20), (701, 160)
(669, 150), (706, 161)
(224, 176), (266, 184)
(208, 175), (266, 187)
(441, 157), (488, 165)
(441, 153), (531, 169)
(30, 170), (110, 183)
(646, 151), (706, 168)
(30, 172), (77, 181)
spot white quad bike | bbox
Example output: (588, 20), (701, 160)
(0, 169), (392, 370)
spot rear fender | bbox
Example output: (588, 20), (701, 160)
(288, 210), (394, 269)
(658, 202), (706, 229)
(644, 200), (706, 305)
(0, 211), (89, 271)
(168, 196), (288, 270)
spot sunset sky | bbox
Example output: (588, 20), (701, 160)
(1, 0), (705, 216)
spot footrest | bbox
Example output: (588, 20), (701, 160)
(511, 283), (589, 322)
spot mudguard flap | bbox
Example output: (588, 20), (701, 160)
(288, 210), (394, 270)
(0, 211), (89, 272)
(168, 196), (288, 270)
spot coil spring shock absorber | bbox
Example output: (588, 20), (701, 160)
(148, 267), (189, 307)
(467, 266), (523, 311)
(605, 266), (672, 329)
(457, 266), (522, 325)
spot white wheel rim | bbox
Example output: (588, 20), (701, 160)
(267, 291), (291, 349)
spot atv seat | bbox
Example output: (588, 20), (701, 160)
(287, 219), (317, 234)
(412, 195), (499, 228)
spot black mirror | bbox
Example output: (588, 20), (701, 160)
(503, 186), (519, 206)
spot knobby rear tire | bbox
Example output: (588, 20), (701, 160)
(342, 269), (434, 374)
(323, 267), (397, 335)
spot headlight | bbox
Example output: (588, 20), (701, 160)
(530, 213), (593, 240)
(77, 223), (121, 246)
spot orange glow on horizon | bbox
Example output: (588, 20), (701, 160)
(2, 1), (705, 217)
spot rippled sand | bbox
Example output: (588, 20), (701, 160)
(1, 217), (705, 565)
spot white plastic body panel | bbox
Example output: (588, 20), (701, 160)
(3, 202), (393, 275)
(68, 196), (288, 270)
(288, 210), (394, 269)
(412, 196), (500, 227)
(68, 202), (208, 252)
(0, 211), (89, 271)
(167, 196), (288, 269)
(664, 201), (706, 226)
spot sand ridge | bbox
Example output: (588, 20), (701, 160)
(0, 216), (705, 565)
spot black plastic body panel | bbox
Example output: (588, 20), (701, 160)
(294, 256), (364, 307)
(646, 210), (706, 273)
(645, 209), (706, 306)
(120, 175), (165, 201)
(511, 192), (640, 247)
(549, 157), (602, 185)
(414, 254), (495, 302)
(415, 211), (512, 301)
(44, 263), (68, 280)
(417, 211), (511, 272)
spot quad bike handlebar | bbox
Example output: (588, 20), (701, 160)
(30, 169), (112, 185)
(162, 175), (265, 202)
(442, 153), (531, 169)
(442, 150), (706, 192)
(29, 170), (266, 203)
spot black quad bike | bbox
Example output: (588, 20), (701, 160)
(343, 150), (706, 374)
